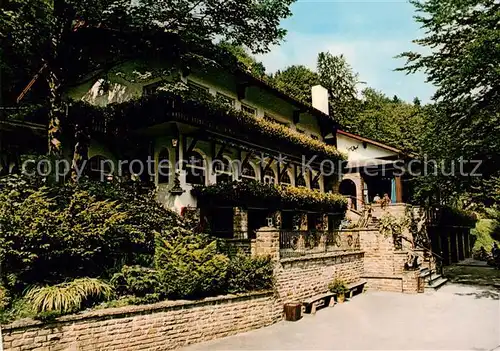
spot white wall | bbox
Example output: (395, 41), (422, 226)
(337, 134), (397, 162)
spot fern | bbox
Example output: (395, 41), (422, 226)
(25, 278), (113, 314)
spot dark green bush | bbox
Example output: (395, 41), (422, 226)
(226, 253), (274, 294)
(155, 231), (230, 299)
(0, 175), (183, 292)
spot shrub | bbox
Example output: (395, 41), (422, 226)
(111, 265), (163, 302)
(328, 278), (348, 295)
(0, 175), (183, 291)
(226, 254), (274, 294)
(0, 285), (9, 311)
(155, 231), (230, 299)
(25, 278), (113, 314)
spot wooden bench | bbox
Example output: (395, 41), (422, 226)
(302, 292), (336, 315)
(346, 280), (367, 299)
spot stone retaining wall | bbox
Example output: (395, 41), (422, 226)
(1, 291), (276, 351)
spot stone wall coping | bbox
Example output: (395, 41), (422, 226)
(362, 275), (403, 280)
(280, 250), (364, 264)
(1, 290), (274, 332)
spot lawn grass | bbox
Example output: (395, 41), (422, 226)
(444, 265), (500, 287)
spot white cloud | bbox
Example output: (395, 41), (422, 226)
(258, 31), (435, 102)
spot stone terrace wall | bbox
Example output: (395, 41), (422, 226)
(359, 228), (419, 293)
(275, 251), (364, 303)
(1, 291), (276, 351)
(253, 227), (365, 303)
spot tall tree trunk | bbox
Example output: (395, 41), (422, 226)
(71, 124), (90, 182)
(47, 70), (64, 157)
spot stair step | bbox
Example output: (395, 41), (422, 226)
(419, 268), (431, 278)
(426, 276), (448, 290)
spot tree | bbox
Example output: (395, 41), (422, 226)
(270, 65), (320, 104)
(218, 42), (266, 77)
(317, 52), (361, 121)
(1, 0), (294, 171)
(398, 0), (500, 203)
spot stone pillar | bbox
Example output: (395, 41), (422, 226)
(254, 227), (280, 261)
(233, 207), (248, 239)
(458, 230), (465, 261)
(395, 176), (403, 203)
(450, 231), (458, 263)
(402, 269), (420, 294)
(464, 229), (470, 258)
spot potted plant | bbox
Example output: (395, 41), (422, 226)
(328, 278), (349, 303)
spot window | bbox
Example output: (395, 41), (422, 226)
(241, 163), (257, 182)
(186, 151), (206, 185)
(263, 168), (276, 184)
(264, 113), (289, 127)
(157, 148), (170, 184)
(143, 82), (162, 96)
(311, 175), (321, 190)
(216, 92), (235, 107)
(280, 171), (292, 186)
(214, 157), (232, 184)
(296, 174), (307, 187)
(88, 155), (112, 181)
(241, 104), (256, 116)
(187, 80), (209, 94)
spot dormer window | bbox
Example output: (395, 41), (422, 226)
(187, 80), (209, 95)
(241, 104), (256, 116)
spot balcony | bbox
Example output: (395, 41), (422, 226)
(279, 230), (361, 259)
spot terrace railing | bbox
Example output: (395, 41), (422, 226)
(279, 230), (361, 259)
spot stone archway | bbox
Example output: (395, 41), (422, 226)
(339, 179), (358, 210)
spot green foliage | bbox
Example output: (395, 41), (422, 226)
(25, 278), (113, 314)
(226, 254), (274, 294)
(0, 175), (182, 291)
(398, 0), (500, 203)
(437, 206), (477, 228)
(471, 219), (500, 254)
(218, 42), (266, 77)
(328, 278), (348, 295)
(111, 265), (163, 303)
(0, 285), (9, 311)
(192, 180), (348, 214)
(155, 232), (230, 300)
(270, 65), (320, 104)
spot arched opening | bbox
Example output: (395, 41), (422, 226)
(263, 168), (276, 184)
(339, 179), (357, 210)
(214, 157), (232, 184)
(241, 162), (257, 182)
(186, 151), (206, 185)
(280, 171), (292, 187)
(296, 174), (307, 188)
(157, 148), (170, 184)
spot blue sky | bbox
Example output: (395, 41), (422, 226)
(257, 0), (435, 103)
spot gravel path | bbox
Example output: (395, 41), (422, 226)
(180, 284), (500, 350)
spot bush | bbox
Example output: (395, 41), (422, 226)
(25, 278), (113, 314)
(0, 175), (184, 292)
(155, 231), (230, 299)
(0, 285), (9, 311)
(226, 253), (274, 294)
(328, 278), (348, 295)
(111, 265), (163, 303)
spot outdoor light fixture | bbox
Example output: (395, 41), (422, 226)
(267, 217), (274, 227)
(171, 139), (178, 147)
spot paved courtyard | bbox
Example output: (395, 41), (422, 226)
(181, 284), (500, 350)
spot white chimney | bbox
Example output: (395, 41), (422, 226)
(311, 85), (329, 115)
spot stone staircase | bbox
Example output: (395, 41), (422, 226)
(419, 267), (448, 291)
